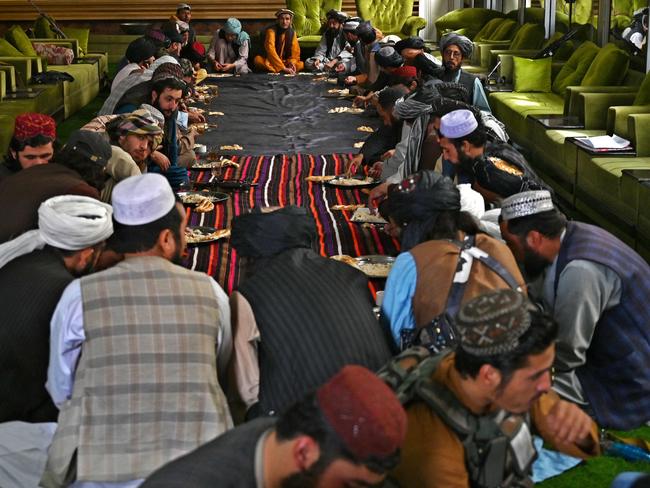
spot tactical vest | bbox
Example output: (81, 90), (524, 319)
(379, 347), (537, 488)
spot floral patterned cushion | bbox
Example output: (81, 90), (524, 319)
(32, 42), (74, 65)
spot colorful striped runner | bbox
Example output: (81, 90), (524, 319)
(184, 153), (400, 293)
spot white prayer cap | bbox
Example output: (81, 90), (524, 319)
(0, 195), (113, 269)
(177, 3), (191, 10)
(439, 109), (479, 139)
(112, 173), (176, 226)
(500, 190), (554, 221)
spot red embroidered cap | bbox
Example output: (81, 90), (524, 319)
(14, 113), (56, 142)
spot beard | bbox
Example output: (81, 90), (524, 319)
(170, 234), (185, 266)
(153, 97), (175, 119)
(443, 60), (460, 73)
(522, 241), (552, 280)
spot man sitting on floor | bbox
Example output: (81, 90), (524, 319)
(344, 21), (382, 87)
(499, 190), (650, 430)
(0, 130), (111, 243)
(142, 365), (407, 488)
(230, 206), (392, 417)
(439, 33), (490, 112)
(101, 110), (164, 202)
(0, 113), (57, 181)
(347, 84), (409, 177)
(170, 3), (195, 45)
(111, 37), (157, 91)
(254, 9), (304, 74)
(305, 9), (351, 72)
(207, 17), (251, 74)
(42, 173), (233, 488)
(379, 171), (525, 350)
(389, 289), (600, 487)
(0, 195), (113, 424)
(438, 109), (548, 201)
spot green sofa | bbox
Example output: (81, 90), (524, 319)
(635, 168), (650, 260)
(355, 0), (426, 38)
(474, 22), (545, 70)
(505, 7), (570, 31)
(287, 0), (342, 49)
(490, 42), (631, 146)
(434, 8), (506, 40)
(573, 113), (650, 246)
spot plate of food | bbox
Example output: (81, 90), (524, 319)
(185, 226), (231, 245)
(328, 106), (365, 114)
(330, 254), (395, 278)
(325, 176), (380, 188)
(177, 191), (229, 212)
(355, 255), (395, 278)
(350, 207), (388, 224)
(190, 158), (240, 171)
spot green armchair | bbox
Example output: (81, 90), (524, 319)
(434, 8), (506, 40)
(355, 0), (426, 38)
(287, 0), (342, 49)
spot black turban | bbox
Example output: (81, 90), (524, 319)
(326, 9), (349, 23)
(440, 33), (473, 59)
(395, 36), (425, 53)
(382, 171), (461, 250)
(231, 206), (317, 259)
(413, 52), (444, 78)
(355, 21), (376, 44)
(472, 144), (548, 199)
(126, 38), (157, 64)
(375, 46), (404, 68)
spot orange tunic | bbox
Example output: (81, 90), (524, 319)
(390, 354), (600, 488)
(253, 28), (304, 73)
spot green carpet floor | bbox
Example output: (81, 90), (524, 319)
(539, 427), (650, 487)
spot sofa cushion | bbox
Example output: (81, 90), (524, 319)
(33, 43), (74, 65)
(542, 31), (574, 61)
(486, 19), (517, 41)
(633, 72), (650, 105)
(64, 27), (90, 54)
(581, 43), (629, 87)
(5, 25), (38, 57)
(435, 8), (505, 39)
(551, 41), (600, 95)
(509, 23), (545, 50)
(513, 56), (551, 92)
(576, 154), (650, 227)
(473, 18), (503, 42)
(34, 16), (56, 38)
(0, 38), (24, 57)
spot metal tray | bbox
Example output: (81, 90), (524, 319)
(325, 176), (380, 189)
(177, 191), (230, 205)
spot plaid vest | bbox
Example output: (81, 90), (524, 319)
(43, 256), (232, 486)
(555, 222), (650, 429)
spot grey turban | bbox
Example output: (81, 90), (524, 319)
(375, 46), (404, 68)
(440, 33), (473, 59)
(0, 195), (114, 269)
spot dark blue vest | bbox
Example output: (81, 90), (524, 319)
(554, 222), (650, 429)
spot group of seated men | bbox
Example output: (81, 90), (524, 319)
(0, 3), (649, 488)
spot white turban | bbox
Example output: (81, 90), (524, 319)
(0, 195), (114, 269)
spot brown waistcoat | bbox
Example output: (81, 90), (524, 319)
(409, 234), (526, 327)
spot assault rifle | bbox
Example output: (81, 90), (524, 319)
(27, 0), (67, 39)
